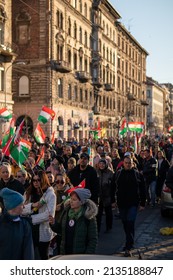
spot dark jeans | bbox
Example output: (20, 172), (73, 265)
(38, 241), (50, 260)
(119, 206), (138, 250)
(97, 200), (113, 232)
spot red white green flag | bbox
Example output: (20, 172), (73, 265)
(119, 119), (127, 136)
(1, 117), (16, 148)
(10, 138), (32, 169)
(168, 126), (173, 133)
(35, 146), (45, 169)
(38, 106), (55, 124)
(0, 108), (12, 120)
(128, 122), (144, 133)
(34, 123), (46, 144)
(14, 118), (25, 145)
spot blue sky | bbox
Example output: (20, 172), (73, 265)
(109, 0), (173, 84)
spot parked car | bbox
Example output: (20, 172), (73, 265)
(160, 183), (173, 217)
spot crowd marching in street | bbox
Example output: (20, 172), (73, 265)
(1, 108), (173, 259)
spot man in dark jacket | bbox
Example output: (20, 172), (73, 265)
(142, 148), (158, 207)
(0, 188), (34, 260)
(68, 153), (99, 204)
(112, 156), (146, 257)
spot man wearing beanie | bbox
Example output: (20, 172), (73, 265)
(0, 188), (34, 260)
(49, 187), (98, 255)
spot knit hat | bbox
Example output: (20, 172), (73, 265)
(71, 188), (91, 204)
(98, 158), (108, 168)
(0, 188), (24, 210)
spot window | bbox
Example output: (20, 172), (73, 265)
(80, 88), (83, 102)
(0, 67), (4, 91)
(57, 10), (63, 29)
(74, 53), (77, 69)
(74, 85), (78, 101)
(84, 31), (87, 47)
(68, 50), (71, 65)
(84, 3), (87, 18)
(68, 84), (72, 100)
(19, 76), (29, 96)
(68, 18), (71, 36)
(79, 0), (82, 13)
(57, 44), (63, 60)
(74, 22), (77, 39)
(57, 79), (63, 98)
(16, 10), (31, 45)
(0, 22), (4, 45)
(73, 0), (77, 8)
(79, 27), (82, 44)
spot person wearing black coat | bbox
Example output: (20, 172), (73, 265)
(112, 156), (146, 257)
(156, 150), (170, 199)
(0, 163), (25, 211)
(68, 153), (99, 204)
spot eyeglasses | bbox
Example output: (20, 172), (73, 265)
(55, 180), (65, 184)
(33, 178), (41, 182)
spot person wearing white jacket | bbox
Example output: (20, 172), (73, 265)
(22, 170), (56, 259)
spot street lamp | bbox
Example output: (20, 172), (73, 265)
(4, 61), (26, 107)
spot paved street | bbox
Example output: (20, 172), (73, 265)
(96, 204), (173, 259)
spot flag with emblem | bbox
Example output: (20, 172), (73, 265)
(10, 138), (32, 169)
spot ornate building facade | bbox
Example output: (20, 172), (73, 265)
(12, 0), (148, 139)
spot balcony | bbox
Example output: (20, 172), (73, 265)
(92, 105), (101, 115)
(92, 77), (103, 88)
(127, 93), (136, 101)
(51, 60), (71, 73)
(105, 83), (115, 91)
(141, 99), (149, 106)
(0, 44), (16, 62)
(76, 71), (90, 83)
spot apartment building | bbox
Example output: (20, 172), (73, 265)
(12, 0), (148, 139)
(0, 0), (15, 137)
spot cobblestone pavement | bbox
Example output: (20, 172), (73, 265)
(115, 205), (173, 260)
(97, 205), (173, 259)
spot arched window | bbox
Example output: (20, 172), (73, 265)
(19, 76), (29, 96)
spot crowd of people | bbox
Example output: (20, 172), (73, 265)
(0, 133), (173, 259)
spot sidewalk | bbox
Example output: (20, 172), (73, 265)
(96, 205), (173, 259)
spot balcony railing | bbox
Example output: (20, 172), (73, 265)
(92, 105), (101, 115)
(140, 99), (149, 106)
(51, 60), (71, 73)
(105, 83), (115, 91)
(76, 71), (90, 82)
(92, 77), (103, 88)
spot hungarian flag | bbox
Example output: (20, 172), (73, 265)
(0, 108), (12, 120)
(51, 131), (55, 145)
(14, 118), (25, 145)
(168, 126), (173, 133)
(128, 122), (144, 133)
(38, 106), (55, 124)
(66, 179), (86, 194)
(35, 146), (45, 169)
(1, 117), (16, 148)
(119, 119), (127, 136)
(34, 123), (46, 144)
(10, 138), (32, 169)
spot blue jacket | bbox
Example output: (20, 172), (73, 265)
(0, 211), (34, 260)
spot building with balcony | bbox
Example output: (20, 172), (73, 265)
(12, 0), (148, 140)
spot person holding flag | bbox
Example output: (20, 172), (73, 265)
(49, 188), (98, 255)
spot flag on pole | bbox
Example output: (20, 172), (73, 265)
(34, 123), (46, 144)
(38, 106), (55, 124)
(10, 138), (32, 169)
(128, 122), (144, 133)
(14, 118), (25, 145)
(119, 119), (127, 136)
(0, 108), (12, 120)
(1, 117), (16, 148)
(35, 146), (45, 169)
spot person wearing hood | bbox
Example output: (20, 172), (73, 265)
(49, 188), (98, 255)
(97, 159), (115, 233)
(0, 188), (34, 260)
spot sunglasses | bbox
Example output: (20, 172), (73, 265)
(33, 178), (41, 182)
(55, 180), (65, 184)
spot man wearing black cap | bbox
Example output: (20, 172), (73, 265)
(68, 153), (99, 204)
